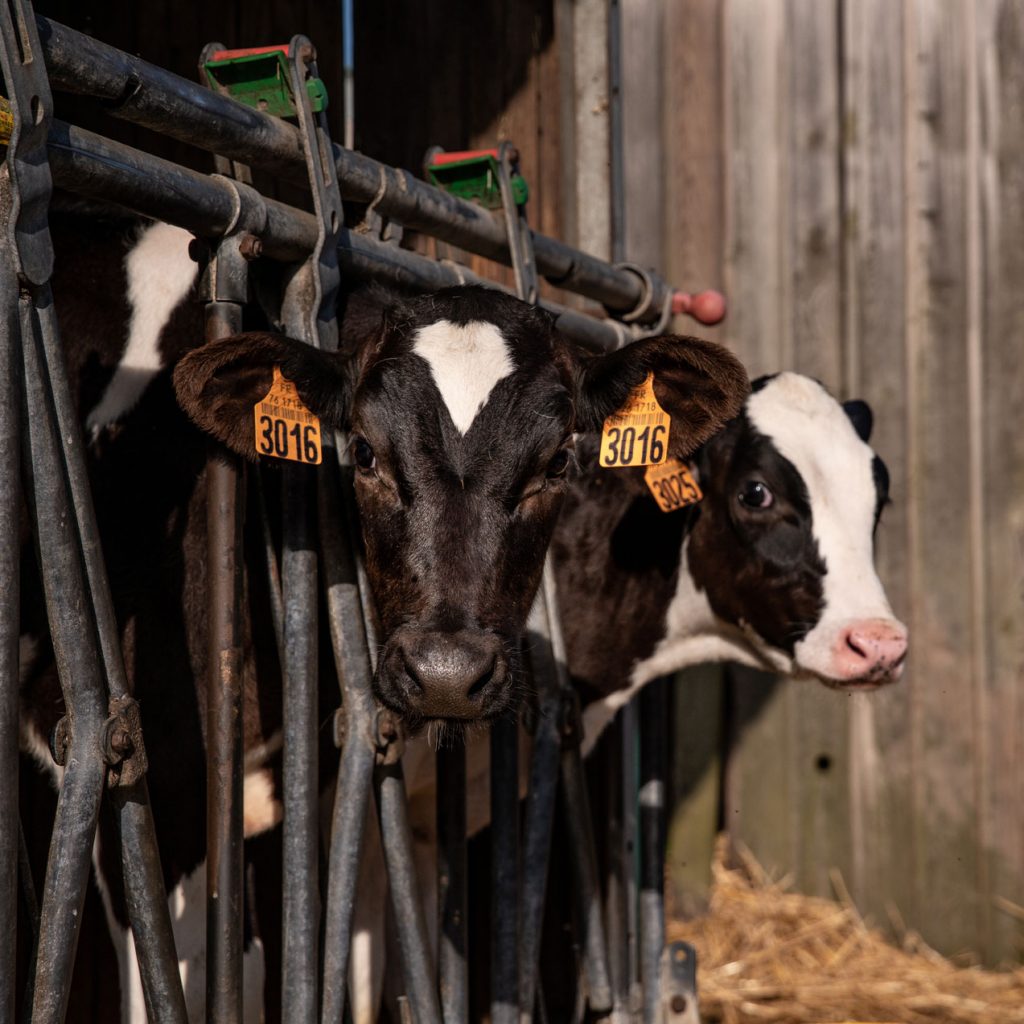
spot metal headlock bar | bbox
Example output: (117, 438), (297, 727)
(0, 2), (189, 1023)
(32, 16), (700, 330)
(0, 7), (720, 1023)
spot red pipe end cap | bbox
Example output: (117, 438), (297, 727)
(672, 290), (727, 326)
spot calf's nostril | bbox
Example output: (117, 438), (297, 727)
(403, 657), (426, 692)
(466, 656), (497, 699)
(845, 632), (869, 660)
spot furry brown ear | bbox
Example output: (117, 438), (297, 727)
(172, 332), (353, 459)
(574, 334), (750, 458)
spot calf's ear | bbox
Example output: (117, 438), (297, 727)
(172, 332), (354, 459)
(574, 334), (749, 458)
(841, 399), (873, 443)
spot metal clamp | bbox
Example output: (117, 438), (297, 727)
(660, 941), (700, 1024)
(102, 695), (148, 789)
(198, 176), (269, 305)
(283, 34), (345, 354)
(495, 141), (538, 304)
(373, 708), (405, 766)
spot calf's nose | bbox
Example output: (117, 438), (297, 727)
(400, 631), (507, 719)
(838, 619), (908, 681)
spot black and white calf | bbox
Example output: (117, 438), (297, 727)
(558, 370), (907, 753)
(354, 370), (908, 1020)
(19, 211), (749, 1022)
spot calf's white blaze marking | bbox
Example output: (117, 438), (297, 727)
(86, 222), (197, 432)
(412, 319), (514, 434)
(746, 373), (903, 678)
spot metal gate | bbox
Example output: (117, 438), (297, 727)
(1, 2), (719, 1020)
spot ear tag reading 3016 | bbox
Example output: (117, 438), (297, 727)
(599, 371), (671, 468)
(644, 458), (702, 513)
(253, 366), (322, 464)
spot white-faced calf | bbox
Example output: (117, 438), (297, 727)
(556, 370), (908, 751)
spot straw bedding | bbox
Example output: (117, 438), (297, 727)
(666, 838), (1024, 1024)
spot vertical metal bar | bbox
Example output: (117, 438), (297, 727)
(21, 296), (108, 1024)
(282, 465), (320, 1024)
(639, 681), (668, 1024)
(622, 702), (640, 1012)
(319, 452), (377, 1024)
(205, 299), (246, 1024)
(34, 291), (189, 1024)
(518, 566), (569, 1023)
(560, 737), (613, 1015)
(0, 234), (21, 1024)
(490, 716), (520, 1024)
(376, 763), (442, 1024)
(436, 741), (467, 1024)
(605, 715), (632, 1024)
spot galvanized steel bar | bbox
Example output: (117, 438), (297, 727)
(40, 118), (626, 351)
(34, 291), (189, 1024)
(0, 226), (20, 1024)
(281, 466), (320, 1024)
(436, 742), (468, 1024)
(518, 566), (571, 1023)
(560, 733), (613, 1015)
(204, 302), (246, 1024)
(490, 715), (520, 1024)
(35, 15), (672, 322)
(376, 762), (443, 1024)
(20, 296), (108, 1024)
(639, 681), (668, 1024)
(318, 452), (376, 1024)
(605, 716), (632, 1024)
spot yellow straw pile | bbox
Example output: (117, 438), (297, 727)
(667, 839), (1024, 1024)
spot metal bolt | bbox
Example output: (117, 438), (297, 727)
(50, 716), (70, 767)
(187, 238), (208, 263)
(238, 233), (263, 261)
(110, 726), (134, 759)
(669, 994), (688, 1015)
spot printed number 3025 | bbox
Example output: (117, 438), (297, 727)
(257, 415), (319, 462)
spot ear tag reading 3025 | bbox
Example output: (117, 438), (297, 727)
(644, 458), (702, 513)
(599, 371), (671, 468)
(253, 366), (322, 465)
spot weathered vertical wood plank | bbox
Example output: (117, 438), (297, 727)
(663, 0), (726, 343)
(721, 0), (788, 375)
(718, 0), (801, 884)
(977, 0), (1024, 964)
(903, 0), (982, 955)
(621, 0), (665, 269)
(722, 0), (857, 901)
(840, 0), (917, 942)
(781, 0), (852, 902)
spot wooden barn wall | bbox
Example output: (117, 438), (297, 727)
(637, 0), (1024, 966)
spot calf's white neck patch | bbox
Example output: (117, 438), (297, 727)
(412, 319), (515, 434)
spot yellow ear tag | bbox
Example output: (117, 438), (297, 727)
(599, 371), (671, 468)
(253, 366), (322, 465)
(644, 458), (702, 513)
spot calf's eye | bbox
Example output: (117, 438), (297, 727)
(738, 480), (773, 509)
(352, 436), (376, 472)
(547, 449), (571, 479)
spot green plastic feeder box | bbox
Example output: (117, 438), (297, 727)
(204, 45), (327, 118)
(426, 149), (529, 210)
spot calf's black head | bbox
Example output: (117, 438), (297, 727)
(174, 285), (748, 727)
